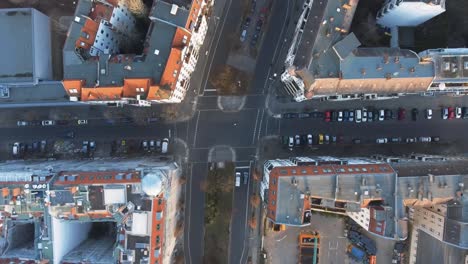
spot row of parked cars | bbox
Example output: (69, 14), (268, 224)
(12, 141), (47, 156)
(141, 138), (169, 154)
(282, 134), (344, 148)
(375, 136), (439, 144)
(17, 120), (89, 126)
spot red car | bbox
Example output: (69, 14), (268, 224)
(398, 108), (406, 120)
(448, 107), (455, 119)
(324, 111), (331, 122)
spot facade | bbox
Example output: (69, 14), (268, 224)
(62, 0), (214, 105)
(0, 8), (52, 85)
(0, 159), (179, 264)
(376, 0), (446, 28)
(262, 156), (468, 245)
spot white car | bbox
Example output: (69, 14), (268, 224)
(161, 138), (169, 154)
(295, 135), (301, 146)
(442, 108), (449, 119)
(376, 138), (388, 144)
(419, 137), (432, 142)
(42, 120), (55, 126)
(235, 172), (241, 187)
(426, 109), (432, 119)
(355, 109), (362, 123)
(307, 134), (313, 145)
(455, 107), (462, 119)
(337, 111), (343, 122)
(378, 109), (385, 121)
(77, 119), (88, 125)
(362, 109), (368, 122)
(12, 142), (20, 156)
(17, 121), (28, 126)
(240, 29), (247, 42)
(288, 137), (294, 149)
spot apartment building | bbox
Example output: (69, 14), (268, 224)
(62, 0), (214, 105)
(376, 0), (446, 28)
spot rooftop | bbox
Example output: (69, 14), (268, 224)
(0, 9), (34, 83)
(420, 48), (468, 83)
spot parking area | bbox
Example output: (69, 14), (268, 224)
(263, 212), (350, 264)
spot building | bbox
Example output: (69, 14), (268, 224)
(376, 0), (446, 28)
(262, 156), (468, 246)
(280, 0), (435, 102)
(0, 158), (180, 264)
(419, 48), (468, 93)
(62, 0), (214, 105)
(0, 8), (52, 86)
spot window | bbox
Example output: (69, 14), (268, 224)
(156, 224), (160, 230)
(272, 178), (277, 185)
(272, 200), (276, 205)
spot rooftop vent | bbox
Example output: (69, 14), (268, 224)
(170, 4), (178, 15)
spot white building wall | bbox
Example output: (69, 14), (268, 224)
(109, 4), (136, 34)
(90, 20), (119, 56)
(377, 1), (446, 28)
(31, 9), (52, 82)
(347, 208), (371, 230)
(52, 218), (92, 263)
(409, 206), (445, 241)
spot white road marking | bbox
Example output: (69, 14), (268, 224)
(192, 111), (201, 148)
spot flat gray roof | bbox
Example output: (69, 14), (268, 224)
(150, 0), (189, 28)
(0, 9), (33, 83)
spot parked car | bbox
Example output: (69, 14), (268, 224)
(149, 140), (155, 150)
(455, 107), (462, 119)
(426, 109), (433, 120)
(398, 108), (406, 120)
(283, 113), (298, 119)
(307, 134), (313, 145)
(82, 141), (89, 153)
(376, 138), (388, 144)
(42, 120), (55, 126)
(12, 142), (20, 156)
(89, 141), (96, 151)
(362, 109), (368, 122)
(367, 111), (373, 122)
(352, 138), (361, 144)
(288, 136), (294, 149)
(463, 107), (468, 119)
(251, 33), (259, 46)
(343, 110), (349, 121)
(448, 107), (455, 119)
(243, 17), (251, 29)
(318, 134), (324, 145)
(355, 109), (362, 123)
(255, 19), (263, 31)
(419, 137), (432, 143)
(17, 121), (28, 126)
(235, 172), (241, 187)
(161, 138), (169, 154)
(324, 134), (330, 144)
(331, 111), (338, 122)
(331, 135), (337, 144)
(432, 136), (440, 142)
(32, 141), (39, 152)
(294, 135), (301, 146)
(324, 111), (331, 122)
(142, 140), (149, 151)
(405, 137), (417, 143)
(378, 109), (385, 121)
(348, 111), (354, 122)
(156, 139), (162, 152)
(337, 111), (343, 122)
(385, 109), (393, 120)
(40, 140), (47, 152)
(411, 108), (419, 121)
(77, 119), (88, 125)
(240, 29), (247, 42)
(442, 107), (449, 119)
(310, 111), (324, 118)
(298, 113), (311, 118)
(243, 172), (249, 184)
(391, 137), (402, 143)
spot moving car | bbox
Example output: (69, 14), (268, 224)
(376, 138), (388, 144)
(426, 109), (432, 120)
(235, 172), (241, 187)
(161, 138), (169, 154)
(419, 137), (432, 143)
(42, 120), (55, 126)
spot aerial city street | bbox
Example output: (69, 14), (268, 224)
(0, 0), (467, 264)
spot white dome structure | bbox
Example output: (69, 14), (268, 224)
(141, 171), (164, 196)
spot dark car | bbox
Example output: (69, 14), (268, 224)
(348, 111), (354, 122)
(352, 138), (361, 144)
(391, 137), (402, 143)
(282, 113), (298, 119)
(343, 110), (349, 121)
(462, 107), (468, 119)
(32, 141), (39, 152)
(255, 19), (263, 31)
(367, 111), (373, 122)
(331, 111), (338, 122)
(298, 113), (311, 118)
(310, 111), (324, 118)
(411, 108), (419, 121)
(250, 33), (259, 46)
(398, 108), (406, 120)
(432, 136), (440, 142)
(373, 109), (380, 121)
(324, 111), (331, 122)
(385, 109), (393, 120)
(243, 17), (251, 29)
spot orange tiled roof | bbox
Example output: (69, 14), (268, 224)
(172, 27), (192, 48)
(81, 87), (123, 101)
(75, 19), (99, 50)
(89, 3), (113, 21)
(160, 47), (183, 90)
(150, 196), (166, 264)
(185, 0), (202, 30)
(54, 171), (141, 186)
(123, 78), (151, 98)
(63, 79), (85, 96)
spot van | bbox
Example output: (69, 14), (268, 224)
(355, 109), (362, 123)
(161, 138), (169, 154)
(235, 172), (241, 187)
